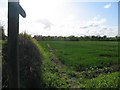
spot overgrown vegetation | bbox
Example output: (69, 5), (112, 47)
(2, 33), (42, 88)
(34, 40), (70, 88)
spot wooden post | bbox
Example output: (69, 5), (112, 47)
(8, 0), (26, 88)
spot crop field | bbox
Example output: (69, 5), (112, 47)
(38, 41), (119, 88)
(40, 41), (118, 70)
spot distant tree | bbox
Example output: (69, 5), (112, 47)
(115, 35), (120, 41)
(102, 35), (107, 40)
(91, 35), (95, 39)
(0, 25), (6, 40)
(91, 35), (96, 40)
(84, 36), (91, 41)
(68, 36), (79, 41)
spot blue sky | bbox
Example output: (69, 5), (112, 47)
(70, 2), (118, 26)
(0, 0), (119, 37)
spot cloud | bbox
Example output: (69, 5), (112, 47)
(79, 25), (118, 37)
(80, 16), (107, 29)
(79, 26), (88, 29)
(98, 26), (118, 37)
(87, 16), (107, 26)
(104, 3), (111, 9)
(36, 19), (53, 30)
(78, 16), (117, 37)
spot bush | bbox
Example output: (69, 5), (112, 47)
(2, 33), (42, 88)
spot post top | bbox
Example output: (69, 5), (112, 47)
(8, 0), (19, 2)
(8, 0), (26, 18)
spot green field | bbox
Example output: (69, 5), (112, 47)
(37, 41), (119, 88)
(40, 41), (118, 70)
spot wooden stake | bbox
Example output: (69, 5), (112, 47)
(8, 0), (26, 88)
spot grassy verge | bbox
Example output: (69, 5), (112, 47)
(33, 39), (71, 88)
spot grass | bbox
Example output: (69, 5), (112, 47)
(39, 41), (118, 70)
(34, 39), (71, 88)
(85, 72), (119, 88)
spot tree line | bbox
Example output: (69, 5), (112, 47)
(33, 35), (119, 41)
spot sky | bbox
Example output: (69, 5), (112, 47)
(0, 0), (119, 37)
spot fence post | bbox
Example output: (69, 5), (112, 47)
(8, 0), (26, 88)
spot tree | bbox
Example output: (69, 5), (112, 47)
(103, 35), (107, 39)
(0, 25), (6, 40)
(68, 36), (79, 41)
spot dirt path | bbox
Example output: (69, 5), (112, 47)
(47, 44), (66, 68)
